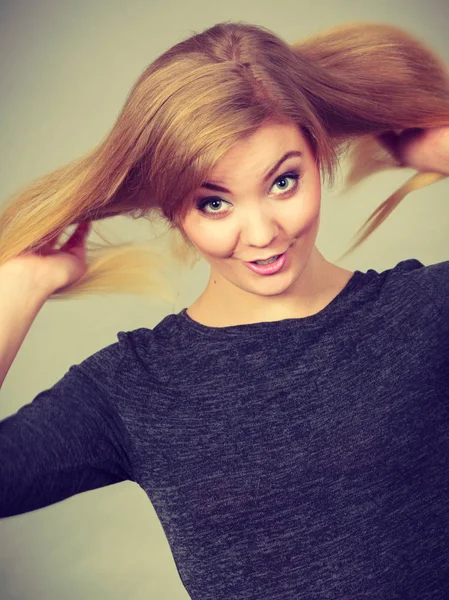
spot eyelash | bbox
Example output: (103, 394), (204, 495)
(196, 170), (302, 218)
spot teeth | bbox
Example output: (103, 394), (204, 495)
(254, 255), (280, 265)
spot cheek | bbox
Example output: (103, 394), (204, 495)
(182, 218), (237, 258)
(284, 178), (321, 237)
(198, 227), (237, 258)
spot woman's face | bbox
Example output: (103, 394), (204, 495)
(180, 120), (322, 301)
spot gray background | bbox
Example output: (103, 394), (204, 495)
(1, 1), (448, 598)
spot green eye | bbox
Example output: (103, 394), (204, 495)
(272, 172), (300, 194)
(196, 197), (231, 217)
(195, 169), (302, 219)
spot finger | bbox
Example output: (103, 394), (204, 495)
(377, 131), (402, 162)
(31, 229), (63, 256)
(59, 222), (91, 251)
(40, 229), (63, 249)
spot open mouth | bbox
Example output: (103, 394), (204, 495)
(251, 254), (281, 265)
(244, 250), (288, 275)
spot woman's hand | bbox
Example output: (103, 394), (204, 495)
(0, 222), (92, 299)
(377, 126), (449, 175)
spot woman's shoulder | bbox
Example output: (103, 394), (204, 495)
(380, 257), (448, 315)
(74, 311), (202, 395)
(354, 258), (449, 338)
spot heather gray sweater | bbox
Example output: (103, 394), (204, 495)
(1, 258), (449, 599)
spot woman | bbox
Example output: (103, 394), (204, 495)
(1, 21), (448, 599)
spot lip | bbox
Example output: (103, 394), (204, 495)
(243, 248), (288, 276)
(247, 251), (285, 262)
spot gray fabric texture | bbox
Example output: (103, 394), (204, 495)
(1, 258), (448, 599)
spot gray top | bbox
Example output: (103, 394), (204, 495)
(1, 258), (448, 599)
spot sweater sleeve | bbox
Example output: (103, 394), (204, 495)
(0, 334), (136, 518)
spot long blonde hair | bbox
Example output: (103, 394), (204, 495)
(1, 21), (448, 300)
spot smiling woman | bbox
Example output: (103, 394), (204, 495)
(1, 19), (449, 600)
(1, 21), (449, 301)
(181, 120), (350, 327)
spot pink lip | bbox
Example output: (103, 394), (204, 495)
(249, 251), (285, 262)
(244, 249), (288, 275)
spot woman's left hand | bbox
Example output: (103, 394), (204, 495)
(377, 126), (449, 175)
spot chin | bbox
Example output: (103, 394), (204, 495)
(236, 272), (299, 297)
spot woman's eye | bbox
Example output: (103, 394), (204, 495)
(196, 197), (230, 217)
(271, 172), (300, 195)
(195, 171), (301, 218)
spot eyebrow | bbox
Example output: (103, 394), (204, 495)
(201, 150), (302, 194)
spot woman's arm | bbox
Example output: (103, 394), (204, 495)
(0, 334), (136, 518)
(0, 221), (91, 389)
(0, 264), (48, 389)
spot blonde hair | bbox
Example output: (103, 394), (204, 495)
(1, 21), (448, 300)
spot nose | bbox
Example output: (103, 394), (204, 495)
(240, 204), (280, 249)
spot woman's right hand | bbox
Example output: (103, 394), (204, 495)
(0, 222), (92, 299)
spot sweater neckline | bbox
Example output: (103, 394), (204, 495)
(177, 269), (364, 336)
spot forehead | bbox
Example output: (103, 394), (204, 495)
(206, 121), (307, 181)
